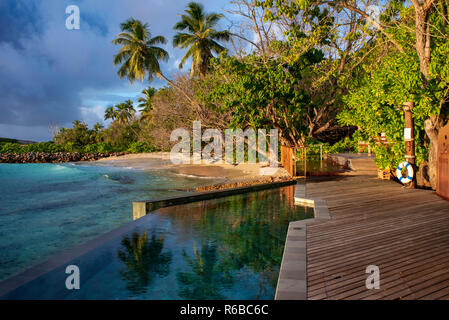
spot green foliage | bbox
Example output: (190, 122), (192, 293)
(198, 52), (323, 146)
(83, 142), (114, 153)
(138, 87), (156, 122)
(112, 18), (169, 83)
(2, 119), (157, 155)
(64, 142), (75, 153)
(0, 141), (156, 155)
(303, 135), (358, 156)
(0, 142), (68, 154)
(0, 143), (23, 153)
(328, 137), (358, 154)
(126, 142), (155, 153)
(52, 118), (157, 154)
(173, 2), (230, 76)
(338, 49), (436, 169)
(53, 121), (96, 148)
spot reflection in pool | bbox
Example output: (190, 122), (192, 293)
(2, 185), (313, 300)
(117, 232), (172, 295)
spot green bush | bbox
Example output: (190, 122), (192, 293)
(63, 142), (75, 153)
(0, 142), (69, 154)
(0, 142), (118, 154)
(300, 136), (358, 157)
(126, 142), (154, 153)
(83, 142), (114, 153)
(328, 137), (358, 154)
(24, 142), (66, 153)
(0, 143), (23, 153)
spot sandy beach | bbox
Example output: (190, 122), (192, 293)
(96, 152), (291, 189)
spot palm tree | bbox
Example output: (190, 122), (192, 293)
(93, 122), (104, 143)
(116, 100), (136, 125)
(93, 122), (104, 132)
(104, 106), (118, 122)
(112, 18), (170, 83)
(72, 120), (82, 127)
(173, 2), (230, 77)
(137, 87), (156, 122)
(113, 18), (198, 106)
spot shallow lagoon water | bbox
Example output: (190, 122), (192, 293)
(2, 186), (313, 300)
(0, 162), (214, 281)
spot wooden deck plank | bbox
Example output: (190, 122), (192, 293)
(308, 231), (449, 288)
(308, 222), (449, 270)
(305, 175), (449, 300)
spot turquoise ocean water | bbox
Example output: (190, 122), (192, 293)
(0, 162), (212, 281)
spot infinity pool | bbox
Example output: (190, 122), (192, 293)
(1, 186), (313, 300)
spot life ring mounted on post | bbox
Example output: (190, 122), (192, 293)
(396, 161), (414, 184)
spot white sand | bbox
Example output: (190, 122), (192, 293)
(96, 152), (290, 182)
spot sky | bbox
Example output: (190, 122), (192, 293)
(0, 0), (235, 141)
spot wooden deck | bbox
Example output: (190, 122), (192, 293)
(305, 175), (449, 300)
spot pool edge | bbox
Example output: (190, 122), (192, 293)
(274, 182), (331, 300)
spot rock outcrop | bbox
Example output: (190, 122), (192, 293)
(0, 152), (126, 163)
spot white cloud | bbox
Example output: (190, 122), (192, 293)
(80, 105), (107, 127)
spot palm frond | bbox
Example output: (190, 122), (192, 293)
(113, 18), (169, 84)
(172, 2), (229, 76)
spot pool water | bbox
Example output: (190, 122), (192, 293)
(296, 155), (347, 175)
(2, 186), (313, 300)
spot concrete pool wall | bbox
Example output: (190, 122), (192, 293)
(275, 182), (331, 300)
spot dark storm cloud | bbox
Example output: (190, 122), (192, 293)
(0, 0), (230, 140)
(0, 1), (43, 49)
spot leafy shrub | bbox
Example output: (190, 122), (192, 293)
(126, 142), (154, 153)
(300, 136), (358, 157)
(0, 143), (23, 153)
(83, 143), (114, 153)
(0, 142), (116, 154)
(328, 137), (358, 154)
(63, 142), (75, 153)
(24, 142), (66, 153)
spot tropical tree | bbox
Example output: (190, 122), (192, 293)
(199, 53), (317, 147)
(137, 87), (156, 122)
(72, 120), (82, 127)
(93, 122), (104, 143)
(113, 18), (198, 106)
(256, 0), (447, 189)
(173, 2), (231, 77)
(112, 18), (169, 83)
(116, 100), (136, 125)
(104, 106), (118, 122)
(93, 122), (104, 132)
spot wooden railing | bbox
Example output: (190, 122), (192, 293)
(281, 145), (297, 177)
(437, 123), (449, 200)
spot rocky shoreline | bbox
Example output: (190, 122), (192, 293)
(0, 152), (127, 163)
(195, 176), (295, 191)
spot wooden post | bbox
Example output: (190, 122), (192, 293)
(292, 146), (296, 177)
(304, 147), (307, 180)
(133, 202), (147, 220)
(403, 101), (416, 188)
(437, 124), (449, 199)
